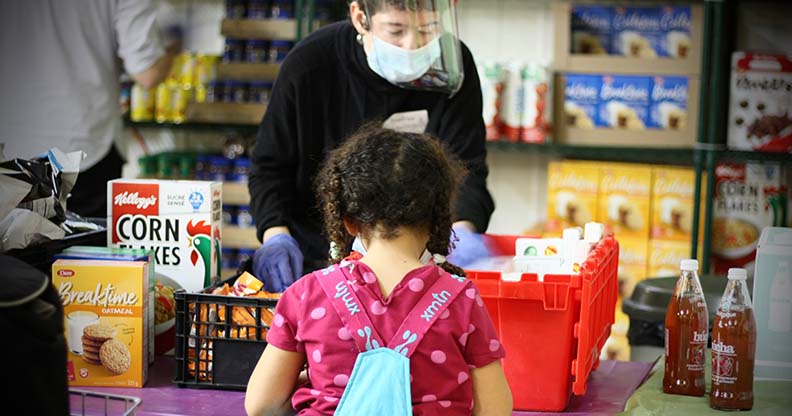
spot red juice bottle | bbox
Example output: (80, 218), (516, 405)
(664, 259), (709, 396)
(710, 268), (756, 411)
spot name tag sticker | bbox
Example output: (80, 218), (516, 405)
(382, 110), (429, 134)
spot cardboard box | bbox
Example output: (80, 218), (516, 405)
(617, 237), (649, 300)
(711, 162), (787, 276)
(753, 227), (792, 380)
(553, 73), (699, 147)
(647, 239), (691, 278)
(727, 53), (792, 153)
(546, 161), (600, 235)
(108, 179), (222, 293)
(651, 166), (696, 241)
(53, 260), (149, 387)
(598, 163), (652, 239)
(570, 5), (612, 55)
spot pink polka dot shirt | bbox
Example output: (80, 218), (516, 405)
(266, 261), (505, 415)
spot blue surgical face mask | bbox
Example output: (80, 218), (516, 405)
(366, 34), (442, 84)
(352, 236), (433, 264)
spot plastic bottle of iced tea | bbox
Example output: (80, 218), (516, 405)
(663, 259), (709, 396)
(710, 268), (756, 411)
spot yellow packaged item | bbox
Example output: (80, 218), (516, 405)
(546, 160), (600, 235)
(650, 166), (696, 241)
(53, 260), (149, 388)
(598, 163), (652, 240)
(647, 239), (691, 278)
(155, 82), (172, 123)
(617, 237), (648, 300)
(130, 84), (155, 122)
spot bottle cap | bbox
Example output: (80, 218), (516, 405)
(727, 268), (748, 281)
(680, 259), (699, 271)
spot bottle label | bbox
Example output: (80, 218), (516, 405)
(712, 341), (737, 384)
(687, 330), (707, 372)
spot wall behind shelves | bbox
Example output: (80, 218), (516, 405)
(457, 0), (556, 234)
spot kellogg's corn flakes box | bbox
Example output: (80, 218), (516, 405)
(547, 160), (600, 235)
(598, 163), (652, 240)
(651, 166), (696, 241)
(108, 179), (222, 294)
(53, 260), (149, 387)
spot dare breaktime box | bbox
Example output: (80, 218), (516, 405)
(649, 76), (688, 130)
(53, 259), (149, 387)
(599, 75), (652, 130)
(108, 179), (222, 293)
(546, 160), (600, 235)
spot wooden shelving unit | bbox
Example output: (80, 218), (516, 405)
(222, 225), (260, 250)
(217, 63), (280, 81)
(223, 182), (251, 205)
(221, 18), (298, 40)
(185, 102), (265, 126)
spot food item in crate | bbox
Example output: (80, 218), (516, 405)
(727, 53), (792, 153)
(185, 273), (279, 381)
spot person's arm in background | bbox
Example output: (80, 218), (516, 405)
(439, 41), (496, 266)
(248, 60), (303, 292)
(114, 0), (176, 89)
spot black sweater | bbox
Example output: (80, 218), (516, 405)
(248, 21), (495, 263)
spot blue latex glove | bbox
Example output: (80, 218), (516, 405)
(253, 234), (303, 293)
(447, 225), (491, 268)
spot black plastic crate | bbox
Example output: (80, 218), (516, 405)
(174, 274), (278, 389)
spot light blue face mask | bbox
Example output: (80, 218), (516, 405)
(352, 236), (433, 264)
(367, 34), (442, 84)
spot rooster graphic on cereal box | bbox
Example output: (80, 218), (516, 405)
(107, 179), (222, 292)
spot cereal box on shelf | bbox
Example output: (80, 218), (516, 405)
(570, 5), (612, 55)
(712, 162), (787, 276)
(107, 179), (222, 293)
(546, 160), (600, 235)
(647, 239), (691, 278)
(659, 6), (692, 58)
(727, 53), (792, 153)
(564, 74), (602, 129)
(618, 237), (649, 300)
(613, 7), (662, 58)
(598, 163), (652, 239)
(53, 259), (149, 387)
(599, 75), (652, 130)
(649, 76), (688, 130)
(651, 166), (696, 241)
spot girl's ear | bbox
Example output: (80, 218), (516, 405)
(342, 217), (359, 236)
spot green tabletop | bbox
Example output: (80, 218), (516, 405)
(623, 351), (792, 415)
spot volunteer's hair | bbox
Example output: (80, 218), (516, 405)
(353, 0), (435, 16)
(315, 123), (467, 276)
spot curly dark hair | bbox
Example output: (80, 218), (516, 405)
(315, 123), (467, 276)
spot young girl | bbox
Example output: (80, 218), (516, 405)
(245, 125), (512, 416)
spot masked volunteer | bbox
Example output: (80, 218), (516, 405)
(249, 0), (494, 292)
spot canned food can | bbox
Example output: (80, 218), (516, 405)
(131, 84), (155, 121)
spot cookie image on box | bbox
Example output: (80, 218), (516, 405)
(83, 324), (116, 342)
(100, 339), (132, 375)
(606, 102), (645, 130)
(609, 195), (644, 231)
(565, 102), (595, 129)
(666, 31), (691, 58)
(658, 102), (687, 130)
(572, 32), (607, 55)
(619, 32), (657, 58)
(556, 192), (593, 226)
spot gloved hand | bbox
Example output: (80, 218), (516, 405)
(253, 234), (303, 293)
(447, 224), (491, 268)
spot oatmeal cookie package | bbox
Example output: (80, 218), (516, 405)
(53, 259), (149, 387)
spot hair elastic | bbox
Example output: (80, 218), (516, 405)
(432, 254), (446, 265)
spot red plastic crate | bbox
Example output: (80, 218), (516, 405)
(467, 234), (619, 411)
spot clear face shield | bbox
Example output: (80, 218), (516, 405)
(359, 0), (464, 96)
